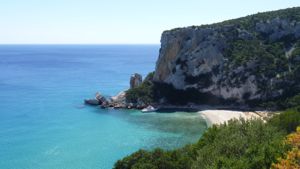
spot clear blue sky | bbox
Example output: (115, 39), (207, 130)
(0, 0), (299, 44)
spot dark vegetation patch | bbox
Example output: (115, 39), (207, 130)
(260, 93), (300, 110)
(153, 82), (223, 105)
(225, 40), (288, 76)
(268, 106), (300, 133)
(242, 92), (251, 100)
(126, 78), (227, 106)
(277, 34), (298, 47)
(184, 73), (212, 87)
(172, 67), (176, 74)
(211, 65), (220, 75)
(175, 58), (188, 69)
(125, 72), (155, 104)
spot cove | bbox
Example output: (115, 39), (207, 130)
(0, 45), (207, 169)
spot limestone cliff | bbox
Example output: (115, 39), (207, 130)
(153, 7), (300, 106)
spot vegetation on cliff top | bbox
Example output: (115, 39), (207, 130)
(219, 7), (300, 108)
(170, 7), (300, 32)
(218, 7), (300, 30)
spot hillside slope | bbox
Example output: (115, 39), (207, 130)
(152, 7), (300, 107)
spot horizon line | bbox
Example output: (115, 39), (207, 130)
(0, 43), (160, 45)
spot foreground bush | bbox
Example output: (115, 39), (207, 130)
(268, 107), (300, 133)
(192, 119), (286, 169)
(272, 126), (300, 169)
(114, 146), (196, 169)
(114, 119), (286, 169)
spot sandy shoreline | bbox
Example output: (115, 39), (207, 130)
(199, 110), (269, 127)
(156, 104), (273, 127)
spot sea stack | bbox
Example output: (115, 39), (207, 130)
(130, 73), (142, 89)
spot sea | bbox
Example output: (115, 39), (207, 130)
(0, 45), (207, 169)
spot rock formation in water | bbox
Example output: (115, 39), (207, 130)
(84, 92), (108, 106)
(151, 7), (300, 107)
(130, 73), (143, 89)
(85, 73), (146, 109)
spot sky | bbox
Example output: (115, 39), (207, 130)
(0, 0), (299, 44)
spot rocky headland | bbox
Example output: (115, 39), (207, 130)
(85, 73), (147, 109)
(86, 7), (300, 113)
(153, 13), (300, 107)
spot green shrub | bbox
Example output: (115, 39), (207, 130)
(125, 72), (156, 105)
(291, 42), (300, 58)
(284, 94), (300, 108)
(114, 147), (196, 169)
(269, 107), (300, 133)
(114, 119), (287, 169)
(125, 81), (154, 104)
(192, 119), (286, 169)
(258, 93), (300, 110)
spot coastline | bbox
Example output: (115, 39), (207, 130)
(199, 110), (271, 127)
(84, 92), (275, 128)
(155, 105), (274, 127)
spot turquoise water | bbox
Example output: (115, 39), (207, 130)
(0, 45), (207, 169)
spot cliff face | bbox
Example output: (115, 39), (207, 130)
(153, 7), (300, 105)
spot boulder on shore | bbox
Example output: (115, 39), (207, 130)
(84, 92), (107, 106)
(95, 92), (107, 104)
(84, 99), (100, 106)
(109, 91), (127, 108)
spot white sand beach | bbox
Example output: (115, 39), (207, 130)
(199, 110), (265, 126)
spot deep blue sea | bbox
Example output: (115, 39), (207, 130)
(0, 45), (207, 169)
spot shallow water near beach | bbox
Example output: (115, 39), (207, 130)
(0, 45), (207, 169)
